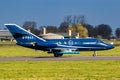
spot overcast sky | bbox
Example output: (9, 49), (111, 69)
(0, 0), (120, 33)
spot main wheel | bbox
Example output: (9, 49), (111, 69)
(54, 54), (63, 57)
(59, 54), (63, 57)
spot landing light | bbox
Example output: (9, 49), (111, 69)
(110, 42), (114, 45)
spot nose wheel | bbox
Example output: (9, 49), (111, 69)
(93, 51), (97, 57)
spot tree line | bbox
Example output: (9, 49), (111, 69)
(22, 15), (120, 39)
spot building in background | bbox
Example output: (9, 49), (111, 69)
(39, 27), (64, 39)
(0, 30), (13, 41)
(39, 33), (64, 39)
(0, 27), (78, 41)
(39, 28), (79, 39)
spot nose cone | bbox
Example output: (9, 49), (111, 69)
(107, 44), (114, 49)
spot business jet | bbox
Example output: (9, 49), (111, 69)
(5, 24), (114, 57)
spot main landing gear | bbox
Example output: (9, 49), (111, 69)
(54, 54), (63, 57)
(93, 51), (97, 57)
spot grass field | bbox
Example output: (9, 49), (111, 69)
(0, 45), (120, 80)
(0, 60), (119, 80)
(0, 45), (120, 57)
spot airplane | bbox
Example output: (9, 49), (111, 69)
(5, 24), (114, 57)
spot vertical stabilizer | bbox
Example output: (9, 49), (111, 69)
(4, 24), (46, 45)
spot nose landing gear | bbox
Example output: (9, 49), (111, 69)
(93, 51), (97, 57)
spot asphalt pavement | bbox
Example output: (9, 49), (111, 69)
(0, 56), (119, 61)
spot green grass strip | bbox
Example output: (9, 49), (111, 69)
(0, 60), (119, 80)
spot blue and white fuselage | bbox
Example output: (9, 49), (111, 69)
(5, 24), (114, 57)
(45, 38), (113, 51)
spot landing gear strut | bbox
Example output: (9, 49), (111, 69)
(93, 51), (97, 57)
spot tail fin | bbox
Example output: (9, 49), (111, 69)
(4, 24), (46, 45)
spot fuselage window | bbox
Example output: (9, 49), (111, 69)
(68, 40), (73, 45)
(58, 41), (61, 44)
(75, 42), (78, 44)
(64, 42), (67, 44)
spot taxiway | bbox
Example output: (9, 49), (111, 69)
(0, 56), (119, 61)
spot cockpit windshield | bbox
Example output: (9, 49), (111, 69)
(97, 39), (105, 44)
